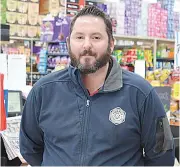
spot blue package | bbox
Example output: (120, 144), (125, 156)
(4, 89), (8, 117)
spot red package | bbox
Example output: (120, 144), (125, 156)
(0, 74), (7, 131)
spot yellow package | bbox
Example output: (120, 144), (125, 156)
(172, 82), (180, 100)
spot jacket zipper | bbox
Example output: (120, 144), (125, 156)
(86, 100), (90, 107)
(80, 99), (90, 166)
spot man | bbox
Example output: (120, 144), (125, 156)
(20, 6), (175, 166)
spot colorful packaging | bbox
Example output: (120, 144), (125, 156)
(40, 15), (54, 42)
(137, 49), (144, 60)
(52, 16), (71, 42)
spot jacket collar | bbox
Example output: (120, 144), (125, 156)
(103, 56), (123, 92)
(68, 56), (123, 92)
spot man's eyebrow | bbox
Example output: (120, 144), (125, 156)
(73, 32), (84, 35)
(91, 32), (102, 36)
(72, 32), (103, 36)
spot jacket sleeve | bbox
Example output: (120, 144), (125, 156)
(140, 88), (175, 166)
(19, 88), (44, 166)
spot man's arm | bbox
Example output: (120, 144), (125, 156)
(19, 88), (44, 166)
(140, 88), (175, 166)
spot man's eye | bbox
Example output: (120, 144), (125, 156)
(93, 36), (101, 40)
(76, 36), (84, 39)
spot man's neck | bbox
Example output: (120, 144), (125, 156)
(81, 63), (109, 94)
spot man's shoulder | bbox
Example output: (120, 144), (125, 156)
(122, 69), (153, 96)
(33, 68), (70, 89)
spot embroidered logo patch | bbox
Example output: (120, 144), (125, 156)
(109, 107), (126, 125)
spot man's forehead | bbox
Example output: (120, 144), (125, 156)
(73, 15), (105, 26)
(72, 16), (106, 33)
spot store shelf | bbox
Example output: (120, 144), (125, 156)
(156, 58), (174, 62)
(114, 34), (154, 41)
(27, 72), (39, 74)
(156, 38), (175, 43)
(114, 45), (133, 49)
(0, 41), (9, 44)
(113, 34), (175, 43)
(10, 36), (40, 41)
(47, 53), (69, 56)
(26, 72), (48, 75)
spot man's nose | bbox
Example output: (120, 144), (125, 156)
(83, 38), (92, 50)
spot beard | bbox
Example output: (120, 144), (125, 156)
(69, 45), (112, 75)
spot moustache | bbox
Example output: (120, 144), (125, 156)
(80, 49), (97, 57)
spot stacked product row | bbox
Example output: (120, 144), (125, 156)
(148, 3), (168, 38)
(106, 0), (180, 39)
(159, 0), (176, 39)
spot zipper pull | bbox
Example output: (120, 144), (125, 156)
(86, 100), (90, 107)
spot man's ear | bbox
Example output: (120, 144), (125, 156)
(66, 37), (70, 51)
(110, 37), (115, 53)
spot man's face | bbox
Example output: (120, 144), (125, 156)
(67, 16), (114, 74)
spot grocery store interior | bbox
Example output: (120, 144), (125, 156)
(0, 0), (180, 166)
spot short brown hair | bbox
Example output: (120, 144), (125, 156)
(69, 5), (113, 41)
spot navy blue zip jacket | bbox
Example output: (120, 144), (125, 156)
(20, 57), (175, 166)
